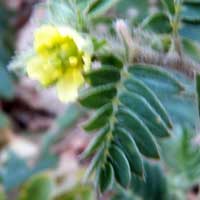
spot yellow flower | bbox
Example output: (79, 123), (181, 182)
(27, 25), (91, 102)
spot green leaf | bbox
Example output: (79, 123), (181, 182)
(84, 66), (120, 86)
(1, 152), (31, 191)
(124, 78), (172, 128)
(130, 162), (168, 200)
(184, 0), (200, 3)
(128, 64), (184, 94)
(161, 128), (200, 185)
(83, 103), (113, 131)
(182, 37), (200, 62)
(98, 163), (114, 193)
(0, 2), (15, 67)
(116, 0), (149, 20)
(119, 92), (171, 137)
(181, 4), (200, 23)
(114, 127), (143, 177)
(162, 0), (175, 14)
(81, 125), (109, 159)
(19, 173), (54, 200)
(87, 0), (119, 17)
(159, 92), (198, 127)
(47, 0), (75, 26)
(180, 23), (200, 42)
(0, 67), (14, 100)
(142, 13), (172, 34)
(98, 54), (123, 68)
(109, 145), (131, 188)
(116, 107), (160, 159)
(92, 37), (107, 51)
(84, 148), (104, 181)
(145, 69), (198, 127)
(76, 0), (91, 10)
(129, 65), (197, 127)
(78, 83), (117, 108)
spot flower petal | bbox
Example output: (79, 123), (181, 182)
(56, 68), (84, 102)
(83, 53), (91, 72)
(34, 25), (60, 54)
(59, 26), (93, 54)
(27, 56), (48, 85)
(27, 56), (61, 86)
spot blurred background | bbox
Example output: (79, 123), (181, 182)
(0, 0), (94, 199)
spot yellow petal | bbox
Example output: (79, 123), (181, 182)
(69, 56), (78, 67)
(27, 56), (60, 86)
(83, 53), (91, 72)
(58, 26), (93, 54)
(56, 68), (84, 102)
(34, 25), (60, 54)
(27, 56), (47, 84)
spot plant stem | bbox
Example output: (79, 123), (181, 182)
(171, 0), (183, 57)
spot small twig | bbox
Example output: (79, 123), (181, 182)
(115, 19), (135, 63)
(132, 44), (199, 78)
(170, 0), (183, 57)
(114, 19), (199, 78)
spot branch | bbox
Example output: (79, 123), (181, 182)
(132, 45), (199, 78)
(115, 20), (198, 79)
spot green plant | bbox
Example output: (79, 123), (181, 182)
(1, 0), (200, 199)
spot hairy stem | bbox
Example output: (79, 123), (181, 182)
(132, 44), (199, 78)
(114, 19), (199, 78)
(171, 0), (183, 57)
